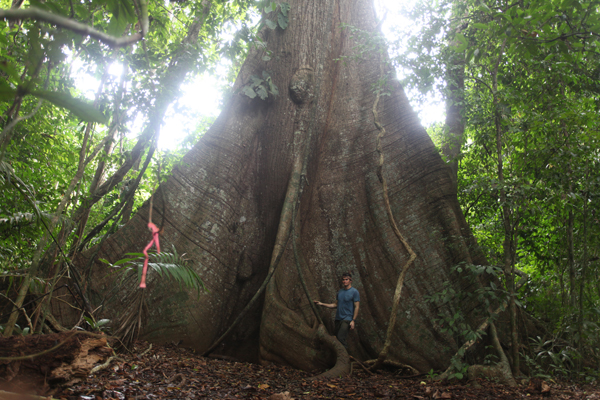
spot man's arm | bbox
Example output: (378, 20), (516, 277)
(314, 300), (337, 309)
(350, 301), (359, 330)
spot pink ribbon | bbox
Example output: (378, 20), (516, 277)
(140, 222), (160, 288)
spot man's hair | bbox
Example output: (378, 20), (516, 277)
(342, 272), (352, 279)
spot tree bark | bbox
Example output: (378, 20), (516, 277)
(0, 332), (113, 394)
(68, 0), (488, 373)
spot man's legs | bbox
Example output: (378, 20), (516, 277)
(334, 320), (350, 348)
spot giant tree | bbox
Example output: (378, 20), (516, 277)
(51, 0), (494, 373)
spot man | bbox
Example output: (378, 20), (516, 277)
(314, 272), (360, 348)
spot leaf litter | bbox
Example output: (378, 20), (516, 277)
(54, 341), (599, 399)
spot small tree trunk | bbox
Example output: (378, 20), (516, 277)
(578, 191), (588, 371)
(567, 209), (576, 309)
(72, 63), (127, 252)
(441, 2), (466, 191)
(492, 39), (519, 375)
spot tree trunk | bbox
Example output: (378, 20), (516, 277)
(567, 208), (576, 309)
(491, 39), (519, 376)
(69, 0), (488, 373)
(441, 2), (466, 192)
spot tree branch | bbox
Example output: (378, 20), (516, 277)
(0, 2), (148, 48)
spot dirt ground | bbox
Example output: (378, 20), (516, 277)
(35, 341), (594, 400)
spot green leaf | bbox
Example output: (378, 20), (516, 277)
(118, 0), (136, 21)
(478, 0), (491, 12)
(453, 33), (468, 52)
(0, 61), (21, 82)
(251, 75), (264, 86)
(544, 53), (555, 61)
(278, 12), (288, 29)
(268, 80), (279, 96)
(107, 13), (128, 37)
(265, 19), (277, 30)
(501, 13), (513, 23)
(256, 85), (268, 100)
(472, 23), (488, 29)
(96, 319), (111, 327)
(0, 85), (17, 102)
(29, 90), (108, 124)
(242, 85), (257, 98)
(280, 2), (290, 17)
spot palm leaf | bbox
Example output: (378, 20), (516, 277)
(102, 245), (207, 297)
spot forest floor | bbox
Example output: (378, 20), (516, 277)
(39, 341), (600, 399)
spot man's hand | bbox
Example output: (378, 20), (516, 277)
(314, 300), (336, 309)
(350, 320), (355, 330)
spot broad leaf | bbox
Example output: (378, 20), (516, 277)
(256, 85), (268, 100)
(0, 85), (17, 102)
(242, 86), (257, 99)
(280, 2), (290, 17)
(265, 19), (277, 30)
(278, 13), (288, 30)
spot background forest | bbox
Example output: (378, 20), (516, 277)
(1, 0), (599, 382)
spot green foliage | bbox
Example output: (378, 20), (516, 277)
(424, 262), (505, 378)
(392, 0), (600, 377)
(257, 1), (290, 30)
(242, 70), (279, 100)
(0, 323), (30, 336)
(81, 316), (111, 333)
(0, 0), (253, 335)
(426, 369), (439, 380)
(0, 0), (254, 269)
(102, 246), (207, 297)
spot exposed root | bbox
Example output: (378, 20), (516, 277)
(437, 321), (515, 386)
(310, 325), (350, 379)
(90, 355), (124, 374)
(350, 356), (375, 375)
(488, 322), (516, 386)
(364, 359), (419, 375)
(0, 389), (58, 400)
(139, 343), (153, 357)
(436, 303), (508, 381)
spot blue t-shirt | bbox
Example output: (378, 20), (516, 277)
(335, 287), (360, 321)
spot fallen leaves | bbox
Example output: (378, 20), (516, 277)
(44, 341), (599, 400)
(526, 377), (552, 396)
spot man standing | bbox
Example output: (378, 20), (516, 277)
(314, 272), (360, 348)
